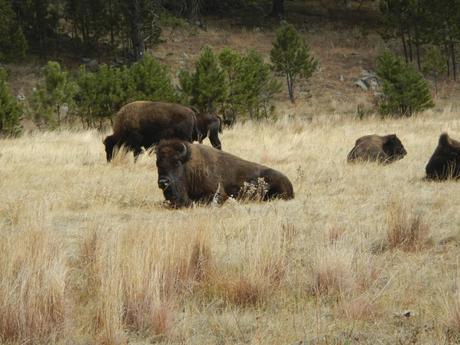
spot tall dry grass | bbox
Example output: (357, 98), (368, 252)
(1, 107), (460, 344)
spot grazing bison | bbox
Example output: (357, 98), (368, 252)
(103, 101), (197, 162)
(425, 133), (460, 180)
(156, 139), (294, 208)
(347, 134), (407, 164)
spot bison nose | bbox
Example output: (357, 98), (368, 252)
(158, 177), (170, 190)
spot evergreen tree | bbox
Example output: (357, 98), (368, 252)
(32, 61), (78, 127)
(179, 46), (227, 112)
(0, 0), (27, 62)
(422, 45), (447, 94)
(125, 56), (177, 102)
(0, 68), (22, 136)
(377, 50), (434, 117)
(270, 23), (317, 103)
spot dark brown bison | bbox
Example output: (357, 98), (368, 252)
(103, 101), (222, 162)
(194, 112), (223, 150)
(347, 134), (407, 164)
(156, 139), (294, 208)
(425, 133), (460, 180)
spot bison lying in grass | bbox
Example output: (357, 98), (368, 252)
(426, 133), (460, 180)
(156, 139), (294, 208)
(103, 101), (223, 162)
(347, 134), (407, 164)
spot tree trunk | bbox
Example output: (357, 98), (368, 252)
(287, 74), (294, 103)
(450, 40), (457, 81)
(401, 32), (408, 63)
(444, 42), (451, 77)
(408, 32), (413, 62)
(127, 0), (144, 61)
(270, 0), (284, 19)
(415, 41), (421, 71)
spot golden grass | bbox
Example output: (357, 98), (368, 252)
(2, 108), (460, 344)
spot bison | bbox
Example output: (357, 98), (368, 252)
(103, 101), (222, 162)
(156, 139), (294, 208)
(425, 133), (460, 180)
(194, 112), (223, 150)
(347, 134), (407, 164)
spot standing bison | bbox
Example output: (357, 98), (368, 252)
(425, 133), (460, 180)
(156, 139), (294, 208)
(347, 134), (407, 164)
(194, 112), (223, 150)
(103, 101), (222, 162)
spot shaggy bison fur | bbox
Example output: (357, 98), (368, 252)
(347, 134), (407, 164)
(156, 139), (294, 208)
(426, 133), (460, 180)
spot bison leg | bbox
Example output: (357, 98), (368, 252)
(209, 126), (222, 150)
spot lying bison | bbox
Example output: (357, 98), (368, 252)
(347, 134), (407, 164)
(103, 101), (222, 162)
(425, 133), (460, 180)
(156, 140), (294, 207)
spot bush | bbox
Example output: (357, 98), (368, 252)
(270, 23), (317, 103)
(32, 61), (78, 127)
(125, 56), (177, 103)
(0, 68), (22, 136)
(179, 46), (227, 113)
(377, 50), (434, 117)
(75, 56), (177, 127)
(75, 64), (127, 127)
(422, 45), (447, 94)
(180, 46), (280, 123)
(219, 48), (281, 120)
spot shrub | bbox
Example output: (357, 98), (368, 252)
(76, 56), (177, 128)
(0, 68), (22, 136)
(219, 48), (281, 121)
(179, 46), (227, 113)
(180, 46), (280, 123)
(377, 50), (434, 117)
(125, 56), (177, 102)
(270, 23), (317, 103)
(75, 64), (127, 127)
(32, 61), (78, 127)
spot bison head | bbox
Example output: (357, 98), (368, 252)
(156, 140), (192, 207)
(103, 135), (116, 162)
(383, 134), (407, 162)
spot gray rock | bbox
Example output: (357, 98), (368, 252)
(354, 79), (368, 91)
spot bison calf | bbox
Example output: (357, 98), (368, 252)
(156, 140), (294, 208)
(426, 133), (460, 180)
(347, 134), (407, 164)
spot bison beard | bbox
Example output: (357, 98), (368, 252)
(426, 133), (460, 180)
(347, 134), (407, 164)
(156, 140), (294, 208)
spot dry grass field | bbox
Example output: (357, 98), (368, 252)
(2, 106), (460, 345)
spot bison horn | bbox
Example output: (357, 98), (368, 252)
(178, 143), (188, 160)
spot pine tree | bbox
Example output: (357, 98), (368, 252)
(32, 61), (78, 127)
(270, 23), (317, 103)
(0, 68), (22, 136)
(377, 50), (434, 117)
(0, 0), (27, 62)
(179, 46), (227, 112)
(422, 45), (447, 94)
